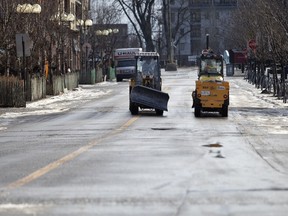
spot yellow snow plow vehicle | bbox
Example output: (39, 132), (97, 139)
(129, 52), (169, 116)
(192, 49), (229, 117)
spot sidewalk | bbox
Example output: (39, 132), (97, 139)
(230, 68), (288, 109)
(0, 81), (117, 119)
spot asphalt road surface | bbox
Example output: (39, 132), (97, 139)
(0, 68), (288, 216)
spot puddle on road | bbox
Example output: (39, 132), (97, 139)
(202, 142), (225, 158)
(202, 143), (223, 148)
(215, 152), (225, 158)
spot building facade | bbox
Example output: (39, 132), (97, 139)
(61, 0), (91, 73)
(170, 0), (238, 66)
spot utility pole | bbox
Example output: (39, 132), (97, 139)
(165, 0), (177, 71)
(167, 0), (173, 63)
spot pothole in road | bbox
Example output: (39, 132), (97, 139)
(151, 127), (176, 131)
(203, 143), (225, 158)
(202, 143), (223, 148)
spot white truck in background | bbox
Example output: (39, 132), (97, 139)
(114, 48), (142, 82)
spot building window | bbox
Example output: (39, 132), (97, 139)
(191, 10), (201, 22)
(215, 11), (220, 19)
(191, 25), (201, 37)
(180, 28), (185, 36)
(171, 12), (176, 23)
(214, 0), (238, 6)
(76, 2), (82, 19)
(203, 10), (209, 19)
(179, 42), (186, 51)
(64, 0), (70, 13)
(190, 0), (211, 7)
(71, 3), (75, 15)
(203, 0), (211, 5)
(191, 39), (202, 55)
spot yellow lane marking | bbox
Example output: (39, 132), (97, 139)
(116, 116), (139, 131)
(5, 116), (140, 190)
(163, 86), (171, 91)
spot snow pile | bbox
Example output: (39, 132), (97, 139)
(0, 82), (115, 119)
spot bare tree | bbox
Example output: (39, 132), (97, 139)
(89, 0), (123, 70)
(162, 0), (192, 63)
(231, 0), (288, 63)
(91, 0), (122, 24)
(231, 0), (288, 97)
(113, 0), (158, 51)
(0, 0), (64, 75)
(0, 1), (21, 75)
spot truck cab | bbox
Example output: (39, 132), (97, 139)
(114, 48), (142, 82)
(129, 52), (169, 116)
(193, 50), (229, 117)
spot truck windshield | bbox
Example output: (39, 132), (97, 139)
(116, 60), (135, 67)
(138, 58), (158, 76)
(200, 59), (222, 75)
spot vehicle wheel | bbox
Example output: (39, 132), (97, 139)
(221, 105), (228, 117)
(130, 102), (138, 115)
(192, 91), (196, 108)
(116, 77), (123, 82)
(155, 109), (163, 116)
(194, 104), (201, 117)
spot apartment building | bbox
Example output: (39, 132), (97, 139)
(170, 0), (237, 66)
(62, 0), (90, 20)
(56, 0), (91, 75)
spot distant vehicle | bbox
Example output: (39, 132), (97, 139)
(129, 52), (169, 116)
(114, 48), (142, 82)
(192, 35), (230, 117)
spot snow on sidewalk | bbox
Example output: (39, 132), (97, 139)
(0, 82), (116, 119)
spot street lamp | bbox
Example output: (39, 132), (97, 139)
(113, 29), (120, 34)
(50, 12), (76, 74)
(16, 3), (41, 101)
(60, 14), (75, 74)
(61, 13), (75, 22)
(95, 28), (119, 80)
(50, 12), (75, 22)
(16, 4), (41, 14)
(77, 19), (93, 31)
(95, 28), (119, 36)
(95, 28), (119, 59)
(77, 19), (93, 83)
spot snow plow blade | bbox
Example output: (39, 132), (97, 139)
(131, 86), (169, 111)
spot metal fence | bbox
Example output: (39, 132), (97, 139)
(245, 63), (288, 103)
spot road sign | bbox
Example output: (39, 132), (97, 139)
(82, 42), (92, 54)
(188, 55), (197, 62)
(16, 33), (32, 57)
(248, 39), (257, 50)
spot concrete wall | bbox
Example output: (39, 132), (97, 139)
(30, 75), (46, 101)
(65, 72), (79, 90)
(48, 72), (79, 96)
(79, 70), (96, 84)
(95, 68), (103, 83)
(1, 71), (80, 107)
(79, 68), (105, 84)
